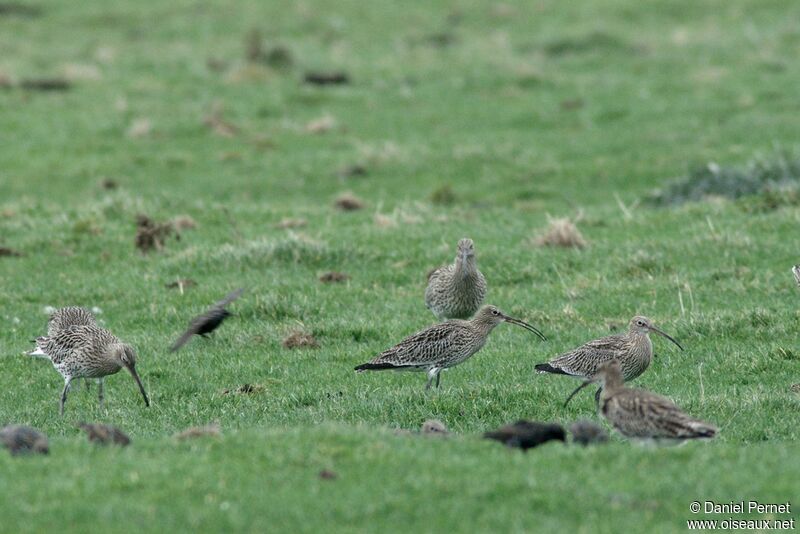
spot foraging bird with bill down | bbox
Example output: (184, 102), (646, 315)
(169, 288), (244, 352)
(592, 360), (717, 442)
(535, 316), (683, 406)
(31, 324), (150, 415)
(355, 305), (546, 390)
(425, 238), (487, 320)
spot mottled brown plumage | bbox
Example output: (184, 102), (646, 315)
(169, 288), (244, 352)
(595, 360), (717, 442)
(535, 316), (683, 405)
(34, 325), (150, 415)
(1, 425), (49, 455)
(355, 305), (545, 389)
(425, 238), (487, 320)
(793, 265), (800, 287)
(78, 422), (131, 446)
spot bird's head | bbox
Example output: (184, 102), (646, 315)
(474, 305), (546, 341)
(457, 238), (475, 261)
(113, 344), (150, 407)
(628, 316), (683, 350)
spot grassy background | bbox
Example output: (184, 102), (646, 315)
(1, 0), (799, 532)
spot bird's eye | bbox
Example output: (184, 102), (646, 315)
(491, 309), (499, 316)
(637, 320), (645, 326)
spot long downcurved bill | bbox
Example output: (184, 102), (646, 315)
(127, 365), (151, 407)
(649, 325), (684, 351)
(563, 379), (593, 408)
(503, 316), (546, 341)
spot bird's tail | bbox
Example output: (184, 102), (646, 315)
(26, 337), (49, 359)
(354, 362), (412, 372)
(684, 420), (717, 439)
(535, 362), (569, 375)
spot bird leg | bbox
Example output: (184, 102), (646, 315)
(60, 377), (73, 416)
(425, 368), (440, 391)
(97, 378), (105, 410)
(435, 371), (441, 389)
(594, 387), (602, 408)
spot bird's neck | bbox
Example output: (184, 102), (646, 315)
(453, 256), (477, 282)
(471, 316), (499, 335)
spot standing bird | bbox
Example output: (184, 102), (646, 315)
(33, 325), (150, 415)
(593, 360), (716, 442)
(535, 316), (683, 406)
(169, 288), (244, 352)
(1, 425), (49, 455)
(483, 420), (566, 451)
(355, 305), (545, 390)
(425, 238), (487, 320)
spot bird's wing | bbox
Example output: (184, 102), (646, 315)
(370, 322), (470, 367)
(169, 316), (205, 352)
(211, 288), (245, 310)
(45, 325), (100, 364)
(547, 334), (627, 376)
(47, 307), (97, 336)
(607, 389), (700, 438)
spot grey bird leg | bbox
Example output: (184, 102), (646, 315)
(97, 378), (105, 410)
(425, 368), (440, 391)
(594, 387), (602, 408)
(435, 372), (441, 389)
(60, 377), (73, 416)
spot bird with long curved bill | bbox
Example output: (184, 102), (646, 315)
(355, 305), (546, 390)
(534, 316), (683, 406)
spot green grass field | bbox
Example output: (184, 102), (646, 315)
(1, 0), (799, 531)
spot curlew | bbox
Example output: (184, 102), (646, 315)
(592, 360), (717, 442)
(33, 325), (150, 415)
(169, 288), (244, 352)
(1, 425), (49, 455)
(355, 305), (545, 390)
(425, 238), (487, 320)
(484, 420), (566, 451)
(569, 420), (609, 446)
(535, 316), (683, 406)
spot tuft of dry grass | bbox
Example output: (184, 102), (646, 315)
(282, 330), (320, 349)
(305, 114), (336, 134)
(77, 423), (130, 446)
(319, 271), (349, 283)
(334, 192), (365, 211)
(203, 102), (238, 137)
(0, 247), (22, 257)
(534, 217), (587, 249)
(174, 422), (221, 440)
(275, 218), (307, 229)
(165, 278), (197, 291)
(221, 384), (264, 395)
(421, 419), (448, 436)
(135, 215), (178, 254)
(172, 215), (198, 230)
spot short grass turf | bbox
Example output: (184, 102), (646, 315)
(1, 0), (799, 532)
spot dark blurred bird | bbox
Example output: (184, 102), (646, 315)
(569, 420), (609, 446)
(78, 422), (131, 446)
(170, 288), (244, 352)
(1, 425), (49, 455)
(483, 420), (566, 451)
